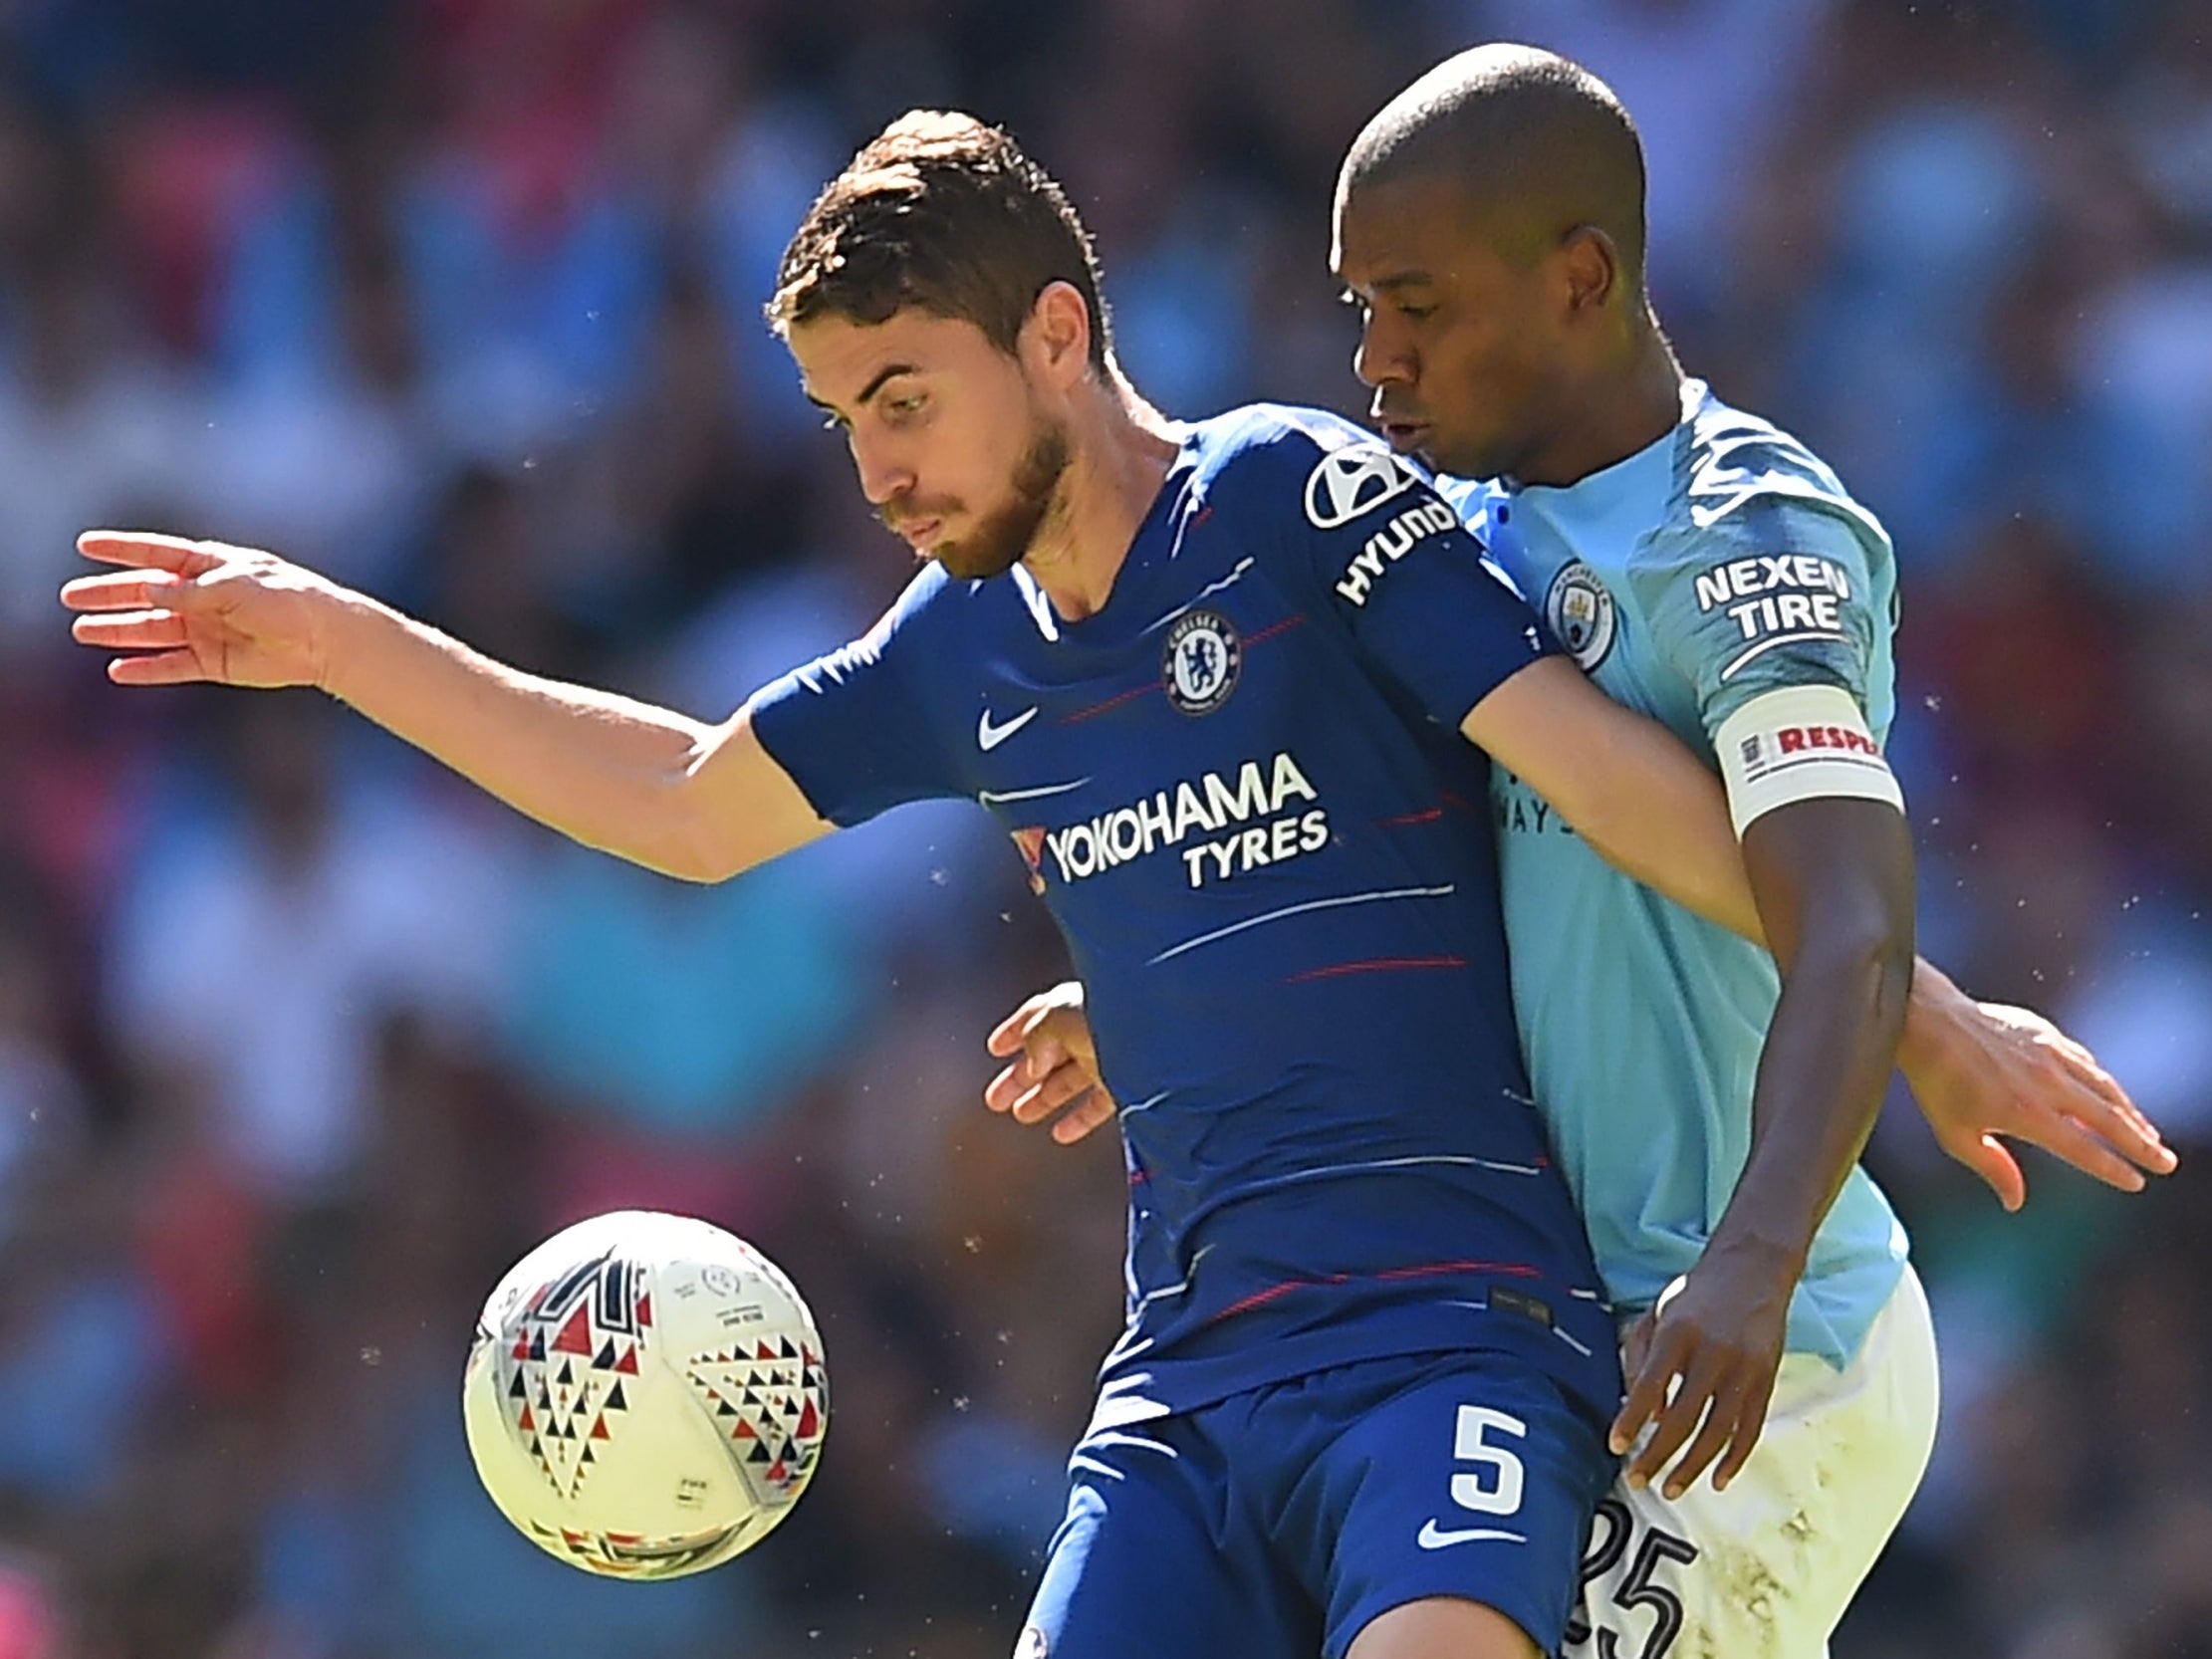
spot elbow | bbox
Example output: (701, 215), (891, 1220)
(659, 802), (751, 884)
(1787, 895), (1916, 1017)
(630, 769), (749, 884)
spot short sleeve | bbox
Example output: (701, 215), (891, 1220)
(747, 570), (964, 827)
(1259, 429), (1552, 728)
(1628, 492), (1894, 739)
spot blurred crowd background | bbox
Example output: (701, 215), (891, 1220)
(0, 0), (2206, 1654)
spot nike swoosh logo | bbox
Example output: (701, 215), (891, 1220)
(1416, 1519), (1526, 1550)
(978, 706), (1040, 751)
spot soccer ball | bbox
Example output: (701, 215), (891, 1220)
(461, 1210), (829, 1579)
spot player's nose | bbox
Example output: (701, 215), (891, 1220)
(1351, 321), (1413, 391)
(852, 433), (917, 508)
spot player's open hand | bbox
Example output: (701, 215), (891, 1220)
(1609, 1242), (1793, 1501)
(984, 982), (1116, 1145)
(61, 532), (340, 690)
(1898, 961), (2175, 1211)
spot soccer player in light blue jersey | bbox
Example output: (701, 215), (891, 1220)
(985, 45), (2175, 1658)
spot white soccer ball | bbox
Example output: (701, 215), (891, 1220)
(461, 1210), (829, 1579)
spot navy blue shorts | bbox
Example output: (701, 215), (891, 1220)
(1020, 1350), (1613, 1659)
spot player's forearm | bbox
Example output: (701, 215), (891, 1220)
(1467, 659), (1774, 944)
(319, 589), (729, 879)
(1712, 803), (1916, 1266)
(1561, 708), (1770, 948)
(1716, 928), (1913, 1266)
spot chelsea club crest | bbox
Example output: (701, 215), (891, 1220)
(1162, 608), (1242, 715)
(1543, 560), (1617, 671)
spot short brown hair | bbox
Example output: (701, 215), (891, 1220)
(767, 111), (1112, 371)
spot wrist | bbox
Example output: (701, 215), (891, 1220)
(1896, 956), (1966, 1080)
(314, 585), (383, 702)
(1701, 1221), (1811, 1289)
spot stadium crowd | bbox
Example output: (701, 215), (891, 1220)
(0, 0), (2206, 1654)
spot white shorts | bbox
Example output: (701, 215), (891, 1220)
(1569, 1266), (1940, 1659)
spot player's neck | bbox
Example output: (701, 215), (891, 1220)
(1021, 371), (1180, 622)
(1514, 324), (1685, 490)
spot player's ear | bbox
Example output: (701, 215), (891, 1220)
(1557, 226), (1618, 320)
(1025, 281), (1093, 389)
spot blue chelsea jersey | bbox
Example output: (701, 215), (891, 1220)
(751, 404), (1618, 1422)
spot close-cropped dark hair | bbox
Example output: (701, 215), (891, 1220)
(767, 111), (1112, 371)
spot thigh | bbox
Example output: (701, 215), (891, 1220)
(1260, 1353), (1613, 1659)
(1574, 1269), (1941, 1659)
(1021, 1415), (1318, 1659)
(1347, 1596), (1539, 1659)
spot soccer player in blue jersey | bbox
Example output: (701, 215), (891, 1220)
(57, 107), (1990, 1659)
(62, 113), (1795, 1659)
(983, 44), (2176, 1659)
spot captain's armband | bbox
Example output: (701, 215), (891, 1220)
(1714, 684), (1903, 836)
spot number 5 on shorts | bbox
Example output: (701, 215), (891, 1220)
(1451, 1406), (1527, 1516)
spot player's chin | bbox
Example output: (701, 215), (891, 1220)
(933, 540), (1025, 582)
(1416, 432), (1499, 480)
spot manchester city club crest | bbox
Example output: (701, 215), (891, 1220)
(1543, 560), (1618, 670)
(1162, 608), (1242, 715)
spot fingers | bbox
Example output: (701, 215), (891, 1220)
(1709, 1371), (1774, 1494)
(2061, 1070), (2176, 1175)
(1621, 1343), (1725, 1494)
(1029, 1005), (1097, 1066)
(1619, 1311), (1656, 1380)
(1609, 1322), (1686, 1457)
(2019, 1108), (2150, 1194)
(1616, 1338), (1773, 1501)
(71, 609), (189, 651)
(982, 1038), (1067, 1111)
(983, 1061), (1026, 1114)
(1659, 1382), (1739, 1500)
(985, 1066), (1111, 1143)
(75, 531), (221, 577)
(107, 651), (210, 686)
(985, 995), (1054, 1059)
(1050, 1089), (1117, 1145)
(1010, 1061), (1093, 1126)
(1941, 1129), (2028, 1212)
(60, 570), (191, 613)
(1984, 1002), (2174, 1174)
(2032, 1029), (2171, 1164)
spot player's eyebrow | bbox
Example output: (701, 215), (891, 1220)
(805, 362), (921, 419)
(1335, 270), (1436, 306)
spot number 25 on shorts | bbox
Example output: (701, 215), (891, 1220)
(1565, 1497), (1700, 1659)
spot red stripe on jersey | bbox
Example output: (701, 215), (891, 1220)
(1374, 805), (1445, 828)
(1240, 613), (1307, 646)
(1440, 789), (1485, 821)
(1058, 613), (1306, 724)
(1207, 1258), (1543, 1324)
(1061, 680), (1159, 724)
(1285, 955), (1467, 983)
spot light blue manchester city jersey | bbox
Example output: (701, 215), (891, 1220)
(1440, 378), (1909, 1368)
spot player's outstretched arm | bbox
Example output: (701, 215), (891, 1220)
(62, 532), (829, 882)
(1895, 963), (2174, 1208)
